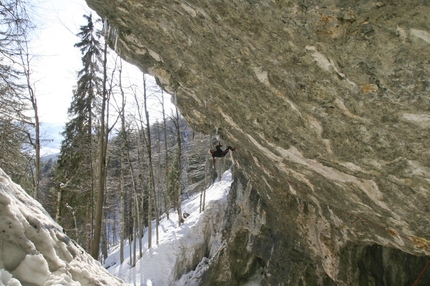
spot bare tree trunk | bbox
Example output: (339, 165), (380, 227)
(143, 76), (155, 249)
(20, 43), (40, 201)
(133, 87), (147, 258)
(85, 201), (92, 253)
(120, 150), (125, 263)
(135, 137), (144, 259)
(132, 210), (137, 267)
(89, 101), (95, 252)
(33, 102), (40, 201)
(91, 39), (109, 260)
(161, 91), (170, 220)
(121, 85), (143, 263)
(101, 210), (108, 262)
(128, 195), (133, 266)
(100, 54), (118, 262)
(73, 210), (78, 240)
(118, 62), (126, 264)
(155, 123), (162, 245)
(55, 178), (73, 223)
(133, 75), (155, 249)
(173, 93), (183, 226)
(125, 131), (142, 260)
(55, 186), (63, 222)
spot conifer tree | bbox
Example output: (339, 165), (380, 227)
(55, 14), (103, 250)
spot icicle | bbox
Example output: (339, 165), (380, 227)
(114, 29), (119, 52)
(107, 25), (111, 41)
(103, 18), (109, 37)
(215, 128), (220, 141)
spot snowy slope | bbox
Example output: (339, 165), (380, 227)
(0, 168), (124, 286)
(105, 170), (234, 286)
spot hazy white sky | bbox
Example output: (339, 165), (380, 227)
(31, 0), (91, 124)
(30, 0), (175, 126)
(28, 0), (176, 154)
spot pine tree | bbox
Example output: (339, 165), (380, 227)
(55, 14), (103, 250)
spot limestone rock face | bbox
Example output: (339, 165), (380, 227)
(86, 0), (430, 284)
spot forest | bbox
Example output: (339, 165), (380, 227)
(0, 0), (218, 264)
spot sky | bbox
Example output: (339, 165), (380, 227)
(29, 0), (176, 152)
(30, 0), (175, 122)
(30, 0), (91, 125)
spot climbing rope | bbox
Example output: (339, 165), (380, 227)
(413, 259), (430, 286)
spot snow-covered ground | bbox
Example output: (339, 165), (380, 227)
(0, 168), (124, 285)
(0, 166), (234, 286)
(105, 169), (234, 286)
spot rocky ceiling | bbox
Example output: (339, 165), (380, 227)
(86, 0), (430, 284)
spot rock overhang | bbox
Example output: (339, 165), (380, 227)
(85, 0), (430, 283)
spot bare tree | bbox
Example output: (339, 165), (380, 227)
(161, 91), (170, 220)
(124, 130), (142, 265)
(155, 122), (162, 245)
(172, 93), (183, 226)
(143, 76), (156, 249)
(0, 0), (35, 190)
(91, 31), (109, 260)
(118, 61), (126, 264)
(19, 39), (40, 201)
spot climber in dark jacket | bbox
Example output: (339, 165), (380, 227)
(209, 141), (235, 165)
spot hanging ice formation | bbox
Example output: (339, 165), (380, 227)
(102, 17), (119, 53)
(114, 29), (119, 52)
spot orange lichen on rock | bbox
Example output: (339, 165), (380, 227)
(411, 236), (430, 250)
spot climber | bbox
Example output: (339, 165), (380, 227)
(209, 141), (235, 165)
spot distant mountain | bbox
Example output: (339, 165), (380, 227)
(40, 149), (59, 163)
(40, 122), (64, 156)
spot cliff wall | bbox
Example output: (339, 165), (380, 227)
(85, 0), (430, 284)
